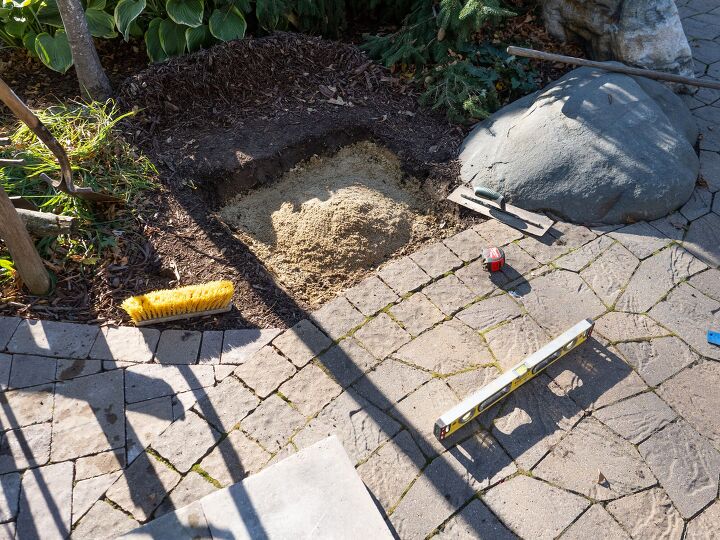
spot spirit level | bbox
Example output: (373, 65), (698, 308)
(434, 318), (595, 441)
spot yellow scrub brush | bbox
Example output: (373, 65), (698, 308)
(121, 280), (234, 326)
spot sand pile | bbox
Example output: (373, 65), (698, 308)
(219, 142), (449, 306)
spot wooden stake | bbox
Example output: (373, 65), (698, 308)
(507, 46), (720, 90)
(0, 183), (50, 295)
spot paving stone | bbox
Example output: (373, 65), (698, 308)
(352, 358), (431, 411)
(492, 376), (582, 470)
(271, 319), (332, 367)
(580, 242), (640, 306)
(473, 219), (524, 246)
(685, 501), (720, 539)
(390, 433), (516, 540)
(221, 328), (283, 364)
(700, 150), (720, 192)
(198, 429), (270, 487)
(658, 362), (720, 452)
(8, 354), (56, 388)
(616, 245), (706, 313)
(517, 223), (596, 264)
(455, 258), (507, 297)
(456, 294), (522, 333)
(344, 276), (399, 316)
(389, 293), (445, 336)
(241, 394), (306, 453)
(73, 500), (139, 540)
(89, 326), (159, 362)
(193, 376), (259, 433)
(445, 366), (500, 399)
(52, 370), (125, 461)
(681, 186), (713, 220)
(499, 242), (542, 283)
(353, 313), (411, 359)
(152, 410), (220, 473)
(171, 390), (198, 421)
(126, 396), (174, 463)
(388, 379), (466, 458)
(554, 235), (615, 272)
(234, 346), (296, 399)
(124, 364), (215, 403)
(72, 471), (121, 524)
(692, 38), (720, 65)
(356, 430), (425, 511)
(0, 472), (20, 522)
(377, 256), (432, 295)
(534, 417), (654, 499)
(7, 319), (98, 358)
(513, 270), (606, 335)
(683, 211), (720, 267)
(0, 519), (14, 539)
(594, 312), (669, 343)
(699, 122), (720, 152)
(293, 389), (400, 464)
(0, 353), (9, 390)
(154, 471), (217, 517)
(56, 357), (102, 381)
(483, 475), (589, 540)
(310, 296), (366, 341)
(75, 449), (125, 480)
(649, 211), (688, 241)
(197, 330), (223, 364)
(638, 421), (720, 519)
(546, 337), (647, 411)
(609, 222), (672, 260)
(422, 274), (477, 315)
(106, 451), (181, 521)
(594, 392), (677, 444)
(154, 330), (201, 364)
(606, 487), (684, 540)
(649, 283), (720, 360)
(434, 499), (515, 540)
(317, 337), (379, 387)
(409, 242), (463, 278)
(688, 268), (720, 301)
(16, 462), (72, 540)
(394, 319), (493, 375)
(616, 337), (699, 387)
(485, 316), (550, 371)
(561, 505), (629, 540)
(443, 228), (486, 262)
(213, 364), (234, 383)
(0, 423), (51, 473)
(278, 363), (342, 416)
(0, 317), (20, 351)
(0, 383), (53, 428)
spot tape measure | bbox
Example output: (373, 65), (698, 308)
(482, 247), (505, 272)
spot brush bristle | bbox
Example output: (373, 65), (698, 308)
(121, 280), (234, 323)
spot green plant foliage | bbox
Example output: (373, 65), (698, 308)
(35, 29), (72, 72)
(166, 0), (203, 28)
(185, 23), (210, 51)
(85, 7), (117, 38)
(114, 0), (146, 40)
(159, 17), (186, 55)
(208, 6), (246, 41)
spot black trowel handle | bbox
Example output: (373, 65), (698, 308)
(474, 186), (505, 209)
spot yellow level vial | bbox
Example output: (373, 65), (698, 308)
(434, 318), (595, 441)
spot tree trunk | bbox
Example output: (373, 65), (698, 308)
(55, 0), (112, 101)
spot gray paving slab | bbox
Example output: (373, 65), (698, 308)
(409, 241), (463, 278)
(394, 319), (493, 374)
(310, 296), (366, 341)
(680, 186), (713, 220)
(16, 461), (73, 540)
(154, 471), (217, 517)
(344, 275), (399, 316)
(454, 258), (507, 297)
(422, 274), (477, 315)
(271, 319), (332, 367)
(124, 364), (215, 403)
(221, 328), (283, 364)
(352, 358), (430, 411)
(56, 357), (102, 381)
(498, 242), (542, 283)
(278, 363), (342, 416)
(377, 256), (432, 295)
(554, 234), (614, 272)
(389, 292), (445, 336)
(197, 330), (223, 364)
(700, 150), (720, 192)
(152, 410), (221, 473)
(198, 429), (270, 487)
(443, 228), (486, 262)
(688, 268), (720, 301)
(241, 394), (306, 453)
(123, 500), (211, 539)
(8, 354), (56, 389)
(0, 423), (51, 474)
(580, 242), (640, 306)
(72, 500), (139, 540)
(233, 345), (296, 398)
(7, 319), (98, 358)
(609, 222), (672, 260)
(649, 211), (688, 241)
(485, 316), (550, 371)
(126, 396), (174, 463)
(317, 337), (379, 387)
(616, 337), (699, 387)
(0, 353), (9, 390)
(594, 312), (669, 343)
(193, 376), (259, 433)
(154, 330), (202, 364)
(685, 501), (720, 539)
(197, 436), (393, 539)
(0, 383), (53, 429)
(0, 472), (20, 522)
(434, 499), (516, 540)
(593, 391), (677, 445)
(473, 218), (524, 246)
(683, 211), (720, 267)
(90, 326), (159, 362)
(445, 365), (500, 400)
(353, 312), (411, 359)
(72, 471), (121, 525)
(638, 421), (720, 519)
(561, 505), (629, 540)
(606, 487), (684, 540)
(75, 450), (125, 481)
(52, 370), (125, 461)
(0, 317), (20, 351)
(455, 293), (522, 333)
(517, 222), (596, 264)
(483, 475), (589, 540)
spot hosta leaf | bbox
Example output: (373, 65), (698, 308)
(114, 0), (146, 40)
(185, 23), (210, 52)
(36, 0), (63, 27)
(85, 8), (117, 38)
(144, 17), (167, 62)
(158, 17), (186, 56)
(255, 0), (285, 30)
(166, 0), (202, 28)
(208, 6), (245, 42)
(22, 28), (37, 57)
(4, 16), (28, 37)
(86, 0), (106, 9)
(34, 29), (72, 73)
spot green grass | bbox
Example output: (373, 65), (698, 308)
(0, 100), (157, 289)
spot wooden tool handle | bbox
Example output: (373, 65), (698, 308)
(507, 46), (720, 90)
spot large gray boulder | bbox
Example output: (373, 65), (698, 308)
(459, 66), (699, 224)
(540, 0), (693, 78)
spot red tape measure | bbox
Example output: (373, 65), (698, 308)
(482, 247), (505, 272)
